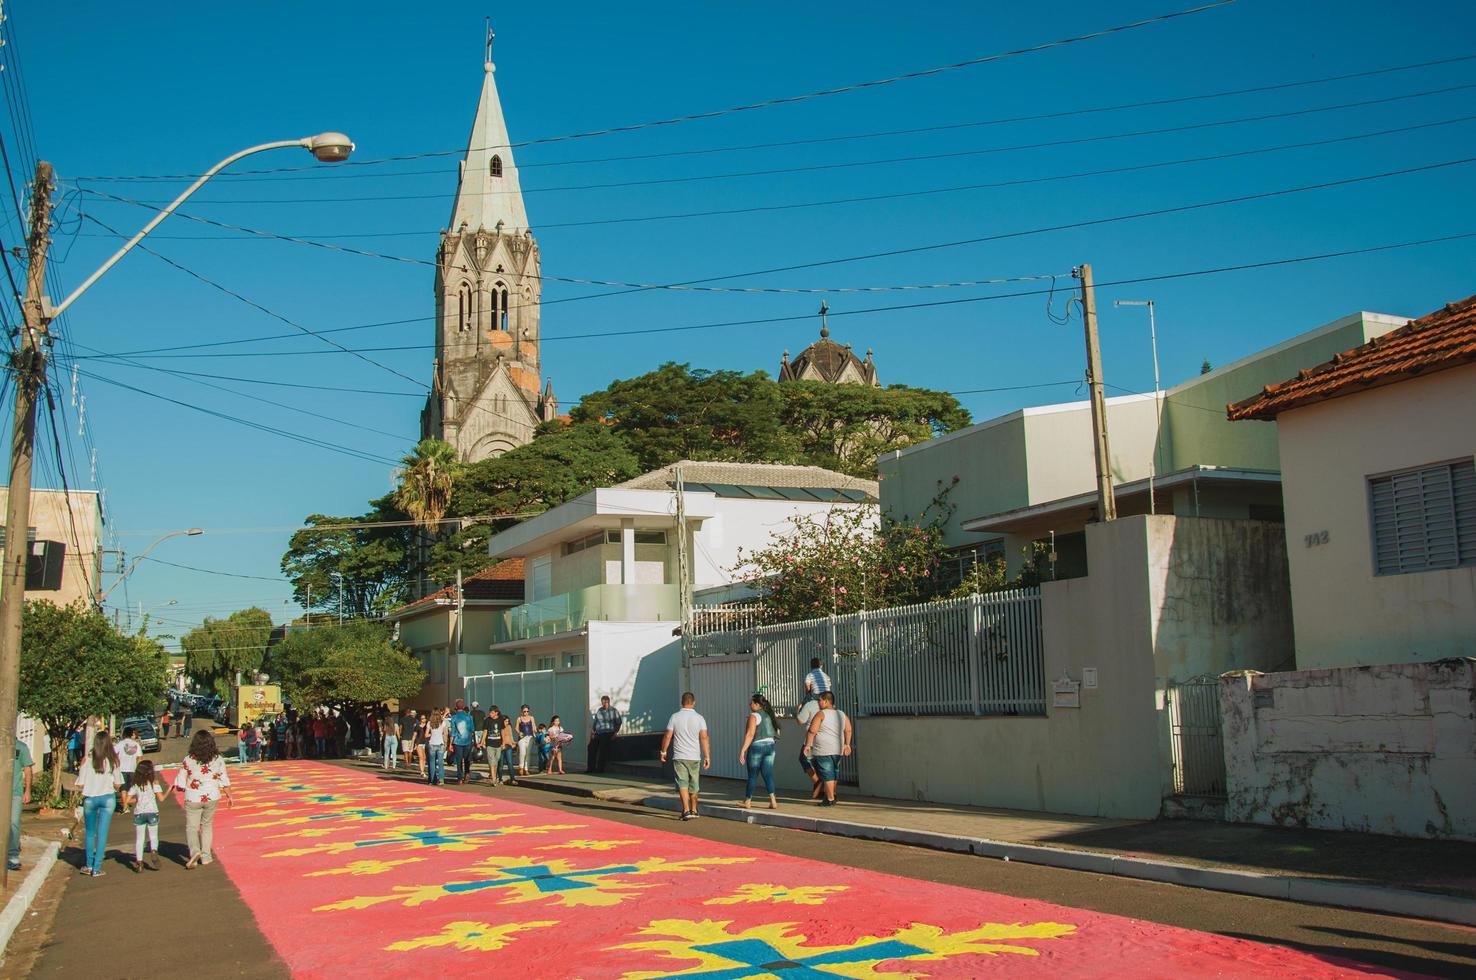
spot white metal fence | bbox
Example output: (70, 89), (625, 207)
(688, 588), (1045, 718)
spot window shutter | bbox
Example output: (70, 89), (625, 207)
(1369, 458), (1476, 575)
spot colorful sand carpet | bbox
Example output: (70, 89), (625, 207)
(212, 761), (1397, 978)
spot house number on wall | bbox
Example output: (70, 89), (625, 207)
(1304, 530), (1330, 548)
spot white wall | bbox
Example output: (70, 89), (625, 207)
(1273, 363), (1476, 669)
(856, 515), (1293, 818)
(1221, 661), (1476, 839)
(692, 499), (876, 588)
(585, 621), (682, 736)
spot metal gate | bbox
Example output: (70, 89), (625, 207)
(689, 655), (757, 780)
(465, 668), (588, 768)
(1167, 676), (1226, 797)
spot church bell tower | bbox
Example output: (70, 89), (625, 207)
(420, 28), (556, 463)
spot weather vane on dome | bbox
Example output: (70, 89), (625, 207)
(818, 300), (830, 338)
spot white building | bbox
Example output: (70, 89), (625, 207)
(481, 462), (877, 750)
(1228, 294), (1476, 669)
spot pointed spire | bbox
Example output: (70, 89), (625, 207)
(448, 25), (530, 237)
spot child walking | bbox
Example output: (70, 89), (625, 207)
(124, 759), (166, 872)
(545, 716), (572, 775)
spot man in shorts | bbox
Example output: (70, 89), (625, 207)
(795, 696), (823, 800)
(659, 692), (710, 821)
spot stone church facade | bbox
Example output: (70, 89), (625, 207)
(421, 43), (556, 463)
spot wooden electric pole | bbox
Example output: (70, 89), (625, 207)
(1075, 263), (1117, 523)
(0, 161), (54, 887)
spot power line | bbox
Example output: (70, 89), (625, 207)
(66, 51), (1476, 183)
(138, 556), (287, 582)
(76, 81), (1476, 206)
(63, 1), (1238, 181)
(76, 111), (1476, 264)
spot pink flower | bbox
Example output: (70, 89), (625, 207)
(838, 586), (848, 594)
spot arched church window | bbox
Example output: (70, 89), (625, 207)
(495, 282), (510, 332)
(489, 286), (500, 330)
(500, 287), (510, 331)
(457, 282), (473, 332)
(490, 155), (503, 178)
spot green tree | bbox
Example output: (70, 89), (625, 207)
(19, 601), (167, 787)
(424, 421), (643, 584)
(281, 498), (414, 617)
(777, 381), (971, 476)
(267, 620), (424, 711)
(395, 438), (461, 532)
(180, 607), (274, 698)
(571, 363), (790, 470)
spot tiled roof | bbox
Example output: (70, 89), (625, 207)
(389, 558), (524, 616)
(1227, 295), (1476, 421)
(616, 461), (878, 497)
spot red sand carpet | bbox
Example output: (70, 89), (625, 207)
(212, 761), (1398, 978)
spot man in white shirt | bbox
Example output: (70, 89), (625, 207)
(804, 658), (831, 702)
(802, 691), (853, 807)
(795, 698), (823, 801)
(117, 727), (143, 790)
(659, 692), (710, 822)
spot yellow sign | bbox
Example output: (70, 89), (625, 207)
(236, 684), (283, 727)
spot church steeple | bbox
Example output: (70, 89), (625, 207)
(448, 26), (530, 237)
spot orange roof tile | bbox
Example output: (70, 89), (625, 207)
(389, 558), (524, 616)
(1227, 294), (1476, 421)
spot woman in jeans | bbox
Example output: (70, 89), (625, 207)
(77, 731), (122, 876)
(738, 693), (781, 810)
(173, 730), (232, 868)
(425, 709), (447, 786)
(514, 705), (537, 775)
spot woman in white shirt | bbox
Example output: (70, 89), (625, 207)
(172, 730), (232, 868)
(425, 709), (448, 786)
(77, 731), (123, 877)
(117, 726), (143, 790)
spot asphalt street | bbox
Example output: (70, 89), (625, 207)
(16, 755), (1476, 978)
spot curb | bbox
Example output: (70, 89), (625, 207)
(0, 839), (60, 956)
(518, 776), (1476, 928)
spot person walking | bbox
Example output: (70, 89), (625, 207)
(659, 692), (710, 822)
(795, 696), (823, 801)
(117, 726), (143, 791)
(78, 731), (122, 876)
(178, 704), (191, 740)
(803, 657), (831, 704)
(589, 695), (622, 774)
(238, 721), (256, 764)
(449, 699), (475, 784)
(159, 709), (173, 743)
(123, 759), (166, 872)
(802, 691), (853, 807)
(545, 716), (571, 775)
(8, 735), (33, 872)
(382, 709), (401, 770)
(738, 693), (781, 810)
(425, 709), (448, 786)
(172, 730), (232, 868)
(514, 705), (537, 775)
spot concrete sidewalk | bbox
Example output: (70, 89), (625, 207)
(515, 768), (1476, 927)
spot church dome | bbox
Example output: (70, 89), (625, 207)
(779, 305), (879, 386)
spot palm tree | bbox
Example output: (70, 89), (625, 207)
(395, 439), (461, 532)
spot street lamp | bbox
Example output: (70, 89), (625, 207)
(137, 598), (178, 632)
(96, 528), (204, 605)
(1114, 300), (1163, 515)
(0, 131), (354, 889)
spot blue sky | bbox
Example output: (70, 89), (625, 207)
(9, 0), (1476, 643)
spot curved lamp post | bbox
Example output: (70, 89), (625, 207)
(96, 528), (203, 605)
(49, 132), (354, 320)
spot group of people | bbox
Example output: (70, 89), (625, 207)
(659, 658), (854, 820)
(72, 728), (232, 877)
(375, 700), (576, 786)
(156, 704), (192, 739)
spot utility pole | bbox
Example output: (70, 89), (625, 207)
(674, 464), (691, 666)
(1074, 263), (1117, 522)
(0, 161), (55, 888)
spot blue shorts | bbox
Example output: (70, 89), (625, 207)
(812, 755), (841, 783)
(133, 812), (159, 827)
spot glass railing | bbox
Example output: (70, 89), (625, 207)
(494, 583), (681, 644)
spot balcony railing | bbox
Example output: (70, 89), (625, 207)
(494, 583), (681, 644)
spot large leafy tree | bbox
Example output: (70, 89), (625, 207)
(180, 607), (275, 698)
(571, 363), (790, 470)
(267, 619), (424, 711)
(20, 601), (168, 785)
(281, 497), (414, 616)
(423, 421), (643, 584)
(778, 381), (972, 476)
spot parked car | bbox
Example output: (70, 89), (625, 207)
(120, 716), (161, 752)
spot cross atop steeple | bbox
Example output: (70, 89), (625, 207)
(818, 300), (830, 339)
(485, 20), (495, 65)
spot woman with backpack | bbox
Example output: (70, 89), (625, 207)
(78, 730), (123, 876)
(738, 693), (781, 810)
